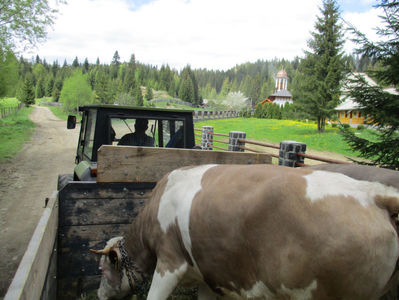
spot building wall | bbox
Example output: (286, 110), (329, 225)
(336, 110), (365, 125)
(273, 98), (293, 107)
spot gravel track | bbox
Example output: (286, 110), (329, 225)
(0, 106), (79, 297)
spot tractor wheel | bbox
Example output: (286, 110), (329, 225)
(57, 174), (73, 191)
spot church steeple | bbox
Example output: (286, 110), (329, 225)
(275, 69), (288, 92)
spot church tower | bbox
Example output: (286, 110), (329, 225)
(275, 69), (288, 92)
(268, 69), (293, 106)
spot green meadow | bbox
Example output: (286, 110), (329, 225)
(0, 97), (20, 108)
(195, 118), (373, 158)
(0, 106), (35, 162)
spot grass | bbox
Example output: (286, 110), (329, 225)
(0, 97), (20, 108)
(195, 118), (373, 158)
(0, 107), (35, 162)
(47, 105), (72, 120)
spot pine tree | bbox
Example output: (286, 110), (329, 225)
(94, 69), (109, 103)
(294, 0), (345, 132)
(111, 50), (121, 79)
(46, 76), (54, 97)
(35, 77), (45, 98)
(20, 73), (35, 106)
(134, 85), (143, 106)
(220, 77), (231, 97)
(179, 74), (195, 103)
(72, 57), (79, 68)
(145, 86), (153, 101)
(83, 58), (89, 74)
(122, 54), (136, 93)
(52, 77), (63, 102)
(341, 1), (399, 169)
(179, 66), (199, 104)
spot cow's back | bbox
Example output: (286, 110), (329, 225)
(181, 164), (399, 299)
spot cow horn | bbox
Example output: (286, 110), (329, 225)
(90, 248), (111, 255)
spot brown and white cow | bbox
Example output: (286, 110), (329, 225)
(91, 164), (399, 300)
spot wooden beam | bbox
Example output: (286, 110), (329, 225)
(97, 146), (272, 183)
(4, 192), (59, 300)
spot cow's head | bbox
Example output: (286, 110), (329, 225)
(90, 236), (144, 300)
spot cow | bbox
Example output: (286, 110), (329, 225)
(91, 164), (399, 300)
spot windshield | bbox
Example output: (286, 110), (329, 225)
(110, 117), (185, 148)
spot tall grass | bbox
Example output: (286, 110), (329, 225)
(195, 118), (372, 157)
(0, 107), (35, 162)
(0, 97), (20, 108)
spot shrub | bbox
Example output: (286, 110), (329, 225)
(342, 124), (350, 129)
(331, 123), (337, 128)
(357, 125), (365, 130)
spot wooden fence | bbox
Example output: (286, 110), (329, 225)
(0, 103), (24, 119)
(192, 110), (239, 122)
(194, 127), (351, 167)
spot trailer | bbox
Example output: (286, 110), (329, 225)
(4, 145), (272, 299)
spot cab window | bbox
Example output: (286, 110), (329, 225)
(83, 109), (97, 160)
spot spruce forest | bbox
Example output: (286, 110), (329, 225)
(0, 49), (376, 113)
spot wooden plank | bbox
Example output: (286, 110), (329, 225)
(97, 145), (272, 182)
(57, 275), (101, 300)
(4, 192), (59, 300)
(59, 181), (155, 199)
(40, 240), (57, 300)
(57, 182), (151, 299)
(58, 224), (132, 278)
(59, 197), (148, 226)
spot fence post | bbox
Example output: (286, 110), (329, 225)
(228, 131), (246, 152)
(201, 126), (213, 150)
(278, 141), (307, 167)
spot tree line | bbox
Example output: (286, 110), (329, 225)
(0, 48), (374, 110)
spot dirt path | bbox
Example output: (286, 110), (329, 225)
(0, 106), (79, 297)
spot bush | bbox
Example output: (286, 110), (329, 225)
(331, 123), (337, 128)
(357, 125), (365, 130)
(342, 124), (350, 129)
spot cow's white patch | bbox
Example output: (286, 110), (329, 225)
(280, 280), (317, 299)
(240, 281), (275, 298)
(233, 280), (317, 299)
(157, 164), (217, 261)
(147, 262), (188, 300)
(304, 171), (399, 206)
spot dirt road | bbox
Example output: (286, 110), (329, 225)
(0, 106), (79, 297)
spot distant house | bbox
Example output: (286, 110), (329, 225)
(257, 98), (273, 107)
(335, 98), (366, 126)
(335, 73), (398, 126)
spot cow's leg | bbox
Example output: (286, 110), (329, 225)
(146, 261), (188, 300)
(198, 283), (218, 300)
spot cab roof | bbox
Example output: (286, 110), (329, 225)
(79, 104), (194, 114)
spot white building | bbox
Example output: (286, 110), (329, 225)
(268, 69), (293, 106)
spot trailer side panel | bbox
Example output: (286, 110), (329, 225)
(57, 182), (154, 299)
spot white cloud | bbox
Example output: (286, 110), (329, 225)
(342, 7), (383, 54)
(23, 0), (384, 70)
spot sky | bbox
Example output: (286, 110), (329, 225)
(22, 0), (384, 71)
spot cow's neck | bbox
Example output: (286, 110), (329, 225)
(124, 207), (157, 277)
